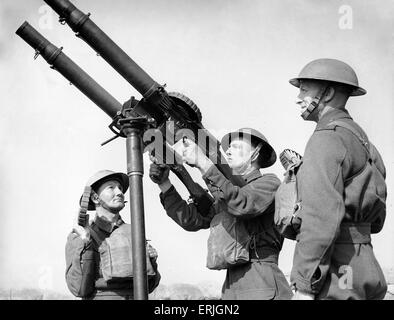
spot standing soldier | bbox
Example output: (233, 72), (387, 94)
(150, 129), (293, 300)
(65, 170), (161, 299)
(288, 58), (387, 300)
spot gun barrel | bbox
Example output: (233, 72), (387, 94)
(43, 0), (246, 187)
(16, 21), (122, 118)
(16, 21), (207, 195)
(43, 0), (158, 98)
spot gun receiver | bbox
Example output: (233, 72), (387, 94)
(16, 21), (213, 213)
(43, 0), (245, 187)
(150, 140), (214, 215)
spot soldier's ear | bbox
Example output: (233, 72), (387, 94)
(91, 192), (100, 205)
(324, 86), (335, 102)
(251, 142), (263, 163)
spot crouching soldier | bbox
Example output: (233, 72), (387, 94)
(65, 170), (161, 300)
(150, 129), (293, 300)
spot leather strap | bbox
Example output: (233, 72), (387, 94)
(335, 222), (371, 244)
(328, 120), (371, 155)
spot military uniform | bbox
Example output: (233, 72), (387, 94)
(160, 164), (293, 300)
(290, 108), (387, 299)
(65, 215), (161, 300)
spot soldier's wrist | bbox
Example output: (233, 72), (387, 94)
(159, 179), (172, 193)
(197, 158), (214, 175)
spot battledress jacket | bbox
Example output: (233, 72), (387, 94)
(160, 165), (293, 300)
(65, 215), (161, 300)
(291, 108), (387, 299)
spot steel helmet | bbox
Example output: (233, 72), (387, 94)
(289, 58), (366, 96)
(221, 128), (276, 168)
(80, 170), (129, 211)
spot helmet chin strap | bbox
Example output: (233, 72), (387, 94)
(301, 85), (330, 120)
(251, 142), (263, 163)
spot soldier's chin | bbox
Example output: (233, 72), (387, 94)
(229, 164), (242, 174)
(111, 202), (125, 211)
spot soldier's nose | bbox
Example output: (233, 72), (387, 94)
(295, 97), (303, 105)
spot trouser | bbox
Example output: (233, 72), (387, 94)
(316, 242), (387, 300)
(317, 223), (387, 300)
(85, 289), (134, 300)
(84, 274), (160, 300)
(222, 253), (293, 300)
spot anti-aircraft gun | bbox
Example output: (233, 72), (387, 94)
(42, 0), (245, 187)
(16, 0), (245, 300)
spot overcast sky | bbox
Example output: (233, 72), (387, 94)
(0, 0), (393, 296)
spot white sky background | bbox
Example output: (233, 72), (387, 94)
(0, 0), (393, 296)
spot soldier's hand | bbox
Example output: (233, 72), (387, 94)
(291, 290), (314, 300)
(146, 242), (158, 261)
(182, 137), (213, 173)
(72, 225), (91, 243)
(149, 162), (170, 185)
(72, 208), (91, 243)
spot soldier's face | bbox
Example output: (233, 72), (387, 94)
(226, 138), (254, 171)
(96, 180), (125, 212)
(296, 80), (324, 121)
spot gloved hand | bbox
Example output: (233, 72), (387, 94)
(149, 162), (170, 185)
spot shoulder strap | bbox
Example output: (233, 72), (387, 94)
(247, 172), (265, 184)
(88, 226), (103, 248)
(328, 120), (371, 157)
(328, 120), (376, 186)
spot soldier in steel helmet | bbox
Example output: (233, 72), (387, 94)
(149, 129), (293, 300)
(65, 170), (161, 299)
(288, 59), (387, 300)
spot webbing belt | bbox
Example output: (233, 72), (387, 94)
(250, 246), (279, 263)
(335, 222), (371, 244)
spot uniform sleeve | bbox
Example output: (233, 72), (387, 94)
(65, 232), (95, 297)
(159, 185), (214, 231)
(202, 165), (280, 218)
(290, 130), (347, 295)
(370, 144), (387, 233)
(148, 257), (161, 293)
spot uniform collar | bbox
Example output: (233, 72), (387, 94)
(316, 108), (353, 131)
(243, 169), (262, 184)
(94, 214), (124, 233)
